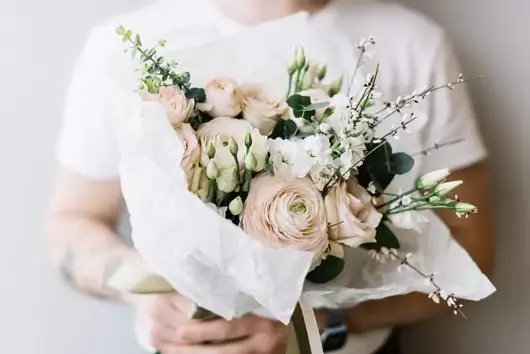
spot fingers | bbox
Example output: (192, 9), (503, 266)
(158, 340), (253, 354)
(174, 317), (252, 344)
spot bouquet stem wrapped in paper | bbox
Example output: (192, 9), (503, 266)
(108, 13), (494, 354)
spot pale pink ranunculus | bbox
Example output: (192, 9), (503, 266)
(202, 78), (244, 118)
(241, 84), (288, 136)
(325, 179), (383, 248)
(175, 123), (201, 188)
(140, 87), (195, 125)
(242, 174), (329, 262)
(196, 117), (253, 169)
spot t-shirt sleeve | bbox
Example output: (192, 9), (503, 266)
(56, 26), (121, 180)
(418, 36), (487, 175)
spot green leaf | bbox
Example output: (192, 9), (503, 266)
(286, 94), (312, 111)
(359, 141), (395, 193)
(135, 34), (142, 47)
(115, 25), (126, 35)
(322, 107), (335, 119)
(270, 119), (297, 139)
(122, 30), (132, 42)
(283, 119), (298, 138)
(361, 222), (401, 251)
(186, 88), (206, 103)
(390, 152), (414, 175)
(307, 256), (345, 284)
(305, 101), (330, 111)
(286, 94), (315, 121)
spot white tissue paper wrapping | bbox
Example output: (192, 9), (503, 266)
(112, 12), (495, 325)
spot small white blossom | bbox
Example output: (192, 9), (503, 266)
(367, 182), (377, 194)
(429, 292), (441, 304)
(400, 195), (413, 206)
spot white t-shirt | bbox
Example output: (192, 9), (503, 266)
(56, 0), (487, 353)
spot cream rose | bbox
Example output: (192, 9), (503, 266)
(175, 123), (201, 188)
(241, 84), (288, 136)
(141, 87), (195, 125)
(202, 78), (244, 118)
(196, 117), (253, 169)
(325, 179), (383, 248)
(242, 174), (329, 262)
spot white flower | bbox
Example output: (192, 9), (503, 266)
(417, 168), (451, 190)
(454, 202), (477, 213)
(435, 181), (463, 197)
(301, 135), (333, 166)
(310, 164), (336, 191)
(268, 138), (312, 178)
(400, 195), (413, 206)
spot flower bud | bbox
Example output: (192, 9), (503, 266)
(244, 132), (253, 149)
(417, 168), (450, 190)
(328, 76), (344, 97)
(228, 136), (239, 156)
(301, 61), (318, 90)
(454, 202), (478, 213)
(319, 123), (331, 134)
(206, 142), (216, 159)
(296, 47), (306, 70)
(229, 196), (244, 216)
(435, 180), (463, 197)
(245, 153), (258, 171)
(317, 64), (327, 81)
(206, 160), (220, 180)
(217, 167), (239, 193)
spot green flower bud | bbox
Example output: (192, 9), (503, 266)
(206, 160), (220, 180)
(296, 47), (306, 70)
(217, 167), (238, 193)
(328, 76), (344, 97)
(317, 64), (327, 81)
(417, 168), (451, 190)
(228, 136), (239, 156)
(454, 202), (478, 214)
(206, 143), (216, 159)
(244, 133), (253, 149)
(229, 196), (244, 216)
(245, 153), (257, 171)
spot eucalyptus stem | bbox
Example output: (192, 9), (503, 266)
(377, 187), (417, 210)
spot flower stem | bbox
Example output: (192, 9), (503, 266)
(376, 187), (417, 210)
(286, 74), (293, 98)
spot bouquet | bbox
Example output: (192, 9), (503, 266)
(108, 15), (495, 354)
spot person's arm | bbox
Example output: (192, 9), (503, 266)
(44, 165), (140, 302)
(343, 162), (494, 332)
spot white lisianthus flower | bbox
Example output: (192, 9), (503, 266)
(301, 135), (333, 167)
(268, 138), (313, 178)
(417, 168), (451, 190)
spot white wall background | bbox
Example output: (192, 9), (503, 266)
(0, 0), (527, 353)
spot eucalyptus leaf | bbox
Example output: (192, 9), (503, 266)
(115, 26), (126, 35)
(390, 152), (414, 175)
(186, 88), (206, 103)
(270, 119), (298, 139)
(305, 101), (330, 111)
(286, 94), (312, 111)
(306, 256), (345, 284)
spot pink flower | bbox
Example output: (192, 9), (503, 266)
(297, 88), (330, 120)
(242, 174), (329, 263)
(140, 87), (195, 125)
(174, 123), (201, 188)
(202, 78), (244, 118)
(196, 117), (253, 169)
(241, 84), (288, 136)
(325, 179), (383, 248)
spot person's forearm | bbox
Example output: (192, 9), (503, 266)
(46, 213), (139, 303)
(345, 293), (450, 333)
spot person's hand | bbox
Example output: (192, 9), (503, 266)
(161, 313), (289, 354)
(132, 293), (289, 354)
(131, 293), (197, 351)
